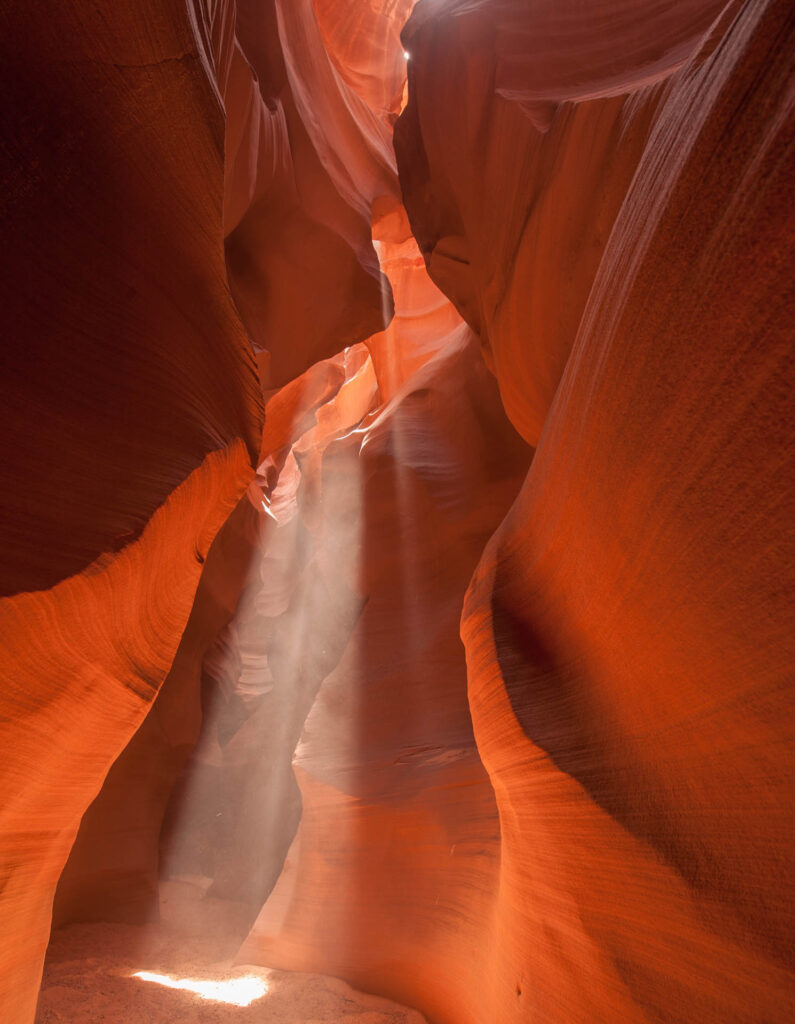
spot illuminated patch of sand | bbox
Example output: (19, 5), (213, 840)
(132, 971), (268, 1007)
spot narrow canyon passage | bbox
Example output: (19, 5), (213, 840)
(1, 2), (793, 1024)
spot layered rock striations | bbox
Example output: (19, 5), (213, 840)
(0, 2), (264, 599)
(0, 2), (262, 1017)
(398, 0), (795, 1020)
(51, 496), (263, 929)
(394, 0), (731, 446)
(1, 0), (410, 1021)
(203, 0), (403, 385)
(0, 449), (256, 1024)
(190, 0), (795, 1021)
(4, 1), (793, 1023)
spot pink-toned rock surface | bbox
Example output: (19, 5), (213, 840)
(205, 0), (402, 386)
(313, 0), (415, 122)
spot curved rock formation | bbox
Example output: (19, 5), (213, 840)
(206, 0), (400, 386)
(241, 327), (530, 1024)
(0, 0), (265, 1016)
(0, 1), (263, 598)
(404, 0), (794, 1020)
(394, 0), (730, 445)
(238, 1), (795, 1022)
(3, 1), (793, 1023)
(52, 496), (262, 928)
(2, 0), (412, 1020)
(0, 446), (255, 1024)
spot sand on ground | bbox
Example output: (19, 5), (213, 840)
(35, 878), (427, 1023)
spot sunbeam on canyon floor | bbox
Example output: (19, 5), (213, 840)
(35, 879), (426, 1023)
(132, 970), (268, 1006)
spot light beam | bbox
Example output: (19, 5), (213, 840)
(132, 971), (268, 1007)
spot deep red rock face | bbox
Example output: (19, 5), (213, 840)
(1, 0), (412, 1020)
(392, 0), (794, 1020)
(394, 0), (731, 446)
(4, 0), (794, 1023)
(0, 2), (263, 598)
(0, 0), (266, 1016)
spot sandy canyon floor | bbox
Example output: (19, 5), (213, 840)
(35, 880), (426, 1023)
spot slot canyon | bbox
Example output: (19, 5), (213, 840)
(1, 0), (793, 1021)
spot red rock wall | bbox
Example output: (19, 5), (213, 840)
(0, 0), (265, 1016)
(408, 0), (794, 1020)
(1, 0), (407, 1021)
(203, 0), (401, 385)
(7, 1), (793, 1023)
(394, 0), (730, 446)
(0, 1), (263, 598)
(244, 1), (794, 1022)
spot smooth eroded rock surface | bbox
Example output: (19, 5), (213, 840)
(4, 1), (793, 1024)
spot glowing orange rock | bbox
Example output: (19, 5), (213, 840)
(241, 329), (531, 1022)
(52, 496), (262, 928)
(249, 1), (794, 1022)
(0, 2), (262, 1019)
(368, 197), (465, 401)
(313, 0), (416, 121)
(0, 446), (254, 1024)
(6, 3), (792, 1024)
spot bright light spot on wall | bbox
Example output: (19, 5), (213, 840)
(403, 50), (410, 60)
(132, 971), (269, 1007)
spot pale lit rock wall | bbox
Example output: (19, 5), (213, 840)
(197, 0), (402, 385)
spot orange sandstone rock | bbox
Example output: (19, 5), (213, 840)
(394, 0), (729, 445)
(203, 0), (402, 386)
(0, 1), (262, 1020)
(0, 446), (254, 1024)
(246, 1), (794, 1022)
(52, 496), (262, 929)
(242, 330), (531, 1021)
(5, 3), (792, 1024)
